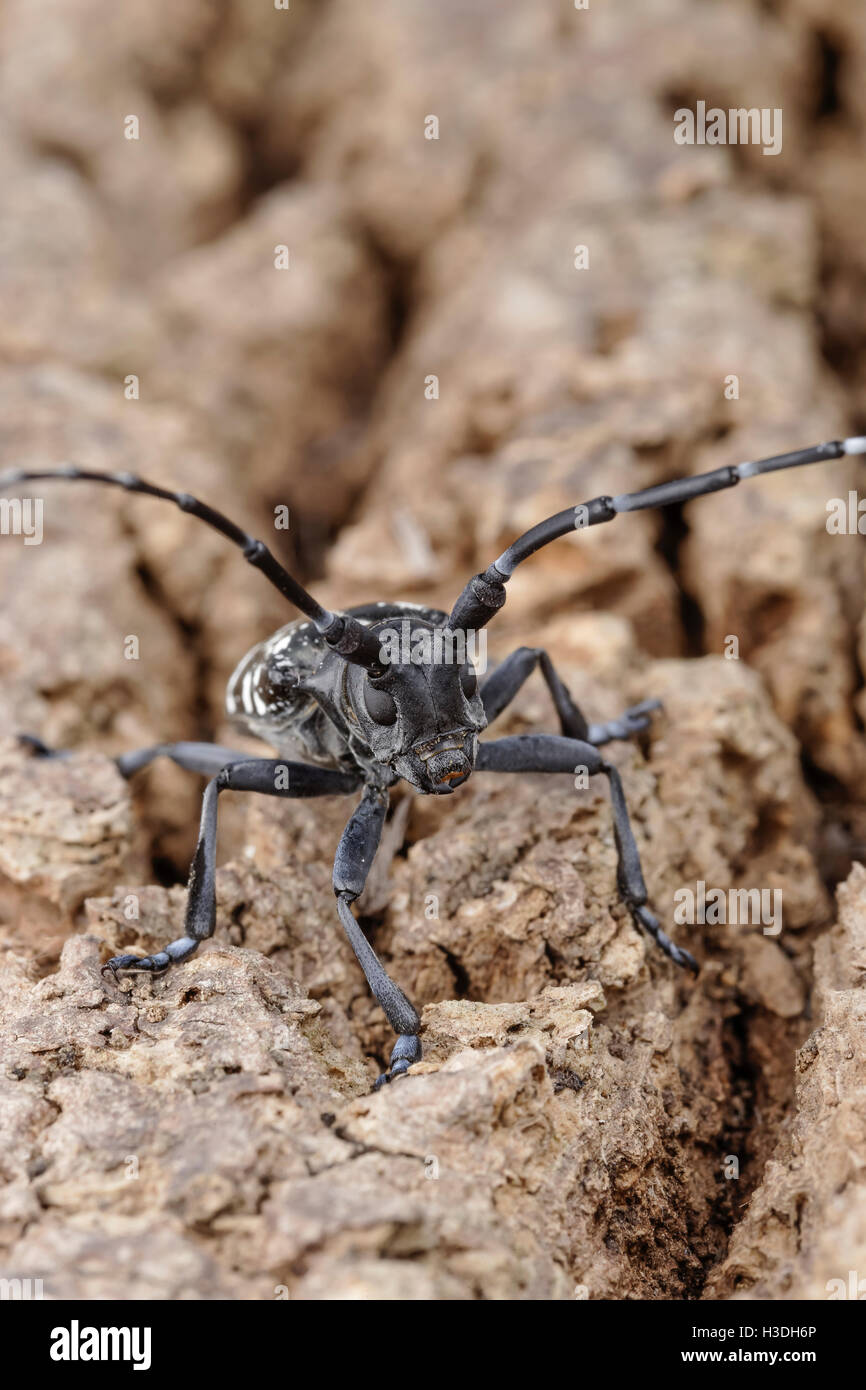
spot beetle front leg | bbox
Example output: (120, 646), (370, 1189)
(102, 774), (223, 978)
(333, 786), (422, 1088)
(103, 758), (360, 980)
(602, 760), (698, 972)
(476, 734), (697, 972)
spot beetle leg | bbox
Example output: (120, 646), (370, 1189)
(480, 648), (661, 746)
(476, 734), (697, 972)
(114, 741), (262, 779)
(102, 758), (360, 979)
(602, 759), (698, 973)
(16, 734), (263, 779)
(16, 733), (73, 760)
(586, 697), (662, 746)
(333, 785), (422, 1088)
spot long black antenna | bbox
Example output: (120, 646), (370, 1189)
(448, 436), (866, 631)
(0, 466), (386, 671)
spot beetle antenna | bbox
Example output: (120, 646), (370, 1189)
(0, 465), (387, 672)
(448, 436), (866, 632)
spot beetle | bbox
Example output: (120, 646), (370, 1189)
(2, 434), (864, 1084)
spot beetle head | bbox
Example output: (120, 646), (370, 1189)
(345, 619), (486, 793)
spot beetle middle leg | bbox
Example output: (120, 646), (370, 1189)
(476, 733), (697, 972)
(333, 785), (422, 1088)
(480, 647), (660, 745)
(114, 741), (266, 780)
(102, 758), (360, 977)
(17, 734), (262, 780)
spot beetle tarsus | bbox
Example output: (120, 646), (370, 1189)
(587, 697), (663, 746)
(17, 733), (71, 760)
(102, 938), (199, 978)
(631, 905), (699, 974)
(374, 1034), (422, 1090)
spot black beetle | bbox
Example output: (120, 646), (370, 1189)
(3, 435), (862, 1084)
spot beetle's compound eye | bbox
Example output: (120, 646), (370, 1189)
(364, 680), (398, 726)
(460, 664), (477, 699)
